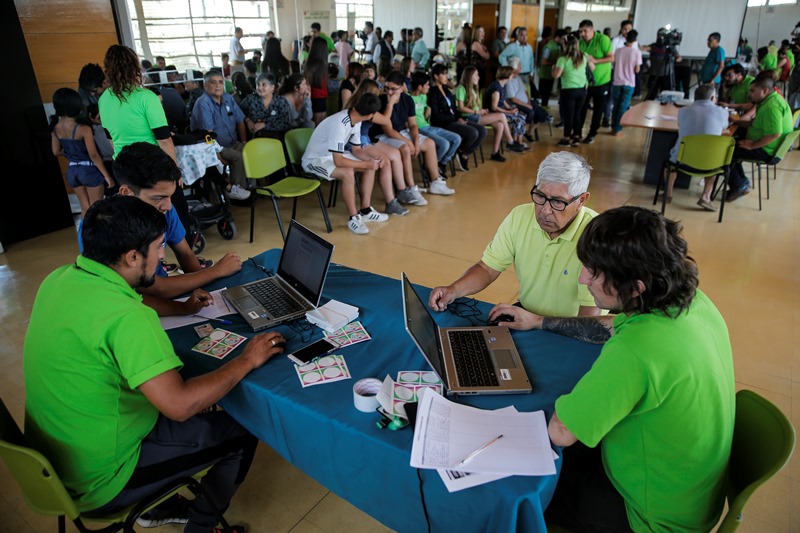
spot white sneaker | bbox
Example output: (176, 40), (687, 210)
(429, 178), (455, 196)
(361, 206), (389, 222)
(410, 185), (428, 206)
(227, 184), (251, 200)
(348, 214), (369, 235)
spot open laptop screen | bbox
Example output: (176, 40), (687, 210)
(276, 221), (335, 305)
(401, 273), (447, 381)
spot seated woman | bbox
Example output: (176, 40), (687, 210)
(278, 73), (314, 129)
(455, 66), (518, 162)
(241, 73), (293, 137)
(339, 63), (364, 111)
(400, 57), (415, 91)
(231, 71), (254, 106)
(344, 79), (427, 209)
(485, 66), (529, 151)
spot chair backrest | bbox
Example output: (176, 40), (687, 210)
(717, 390), (796, 533)
(0, 399), (80, 519)
(772, 128), (800, 161)
(676, 134), (736, 171)
(241, 138), (287, 181)
(284, 128), (314, 167)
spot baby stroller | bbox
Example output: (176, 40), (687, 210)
(185, 165), (236, 254)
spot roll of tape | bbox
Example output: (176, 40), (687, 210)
(353, 378), (382, 412)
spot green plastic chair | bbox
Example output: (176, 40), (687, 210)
(285, 128), (341, 208)
(242, 138), (331, 243)
(717, 390), (795, 532)
(741, 128), (800, 209)
(654, 134), (735, 223)
(0, 399), (230, 533)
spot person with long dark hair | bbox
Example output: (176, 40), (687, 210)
(98, 45), (177, 163)
(278, 73), (314, 129)
(305, 36), (330, 125)
(339, 62), (364, 111)
(262, 37), (290, 84)
(230, 71), (254, 106)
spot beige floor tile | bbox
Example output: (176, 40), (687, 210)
(288, 518), (328, 533)
(304, 492), (392, 533)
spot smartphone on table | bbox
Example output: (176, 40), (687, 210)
(286, 338), (338, 365)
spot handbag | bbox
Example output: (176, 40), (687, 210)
(172, 130), (217, 146)
(585, 61), (595, 86)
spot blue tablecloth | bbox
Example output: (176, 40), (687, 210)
(168, 250), (602, 532)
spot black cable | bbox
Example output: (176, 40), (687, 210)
(247, 256), (272, 276)
(445, 297), (484, 326)
(417, 468), (432, 533)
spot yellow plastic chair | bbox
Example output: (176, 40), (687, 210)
(242, 138), (331, 243)
(0, 399), (231, 533)
(741, 128), (800, 208)
(654, 134), (735, 223)
(285, 128), (341, 208)
(717, 390), (795, 532)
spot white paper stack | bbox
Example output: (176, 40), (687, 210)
(305, 299), (359, 332)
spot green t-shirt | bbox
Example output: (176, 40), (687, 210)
(24, 256), (182, 511)
(555, 54), (589, 90)
(729, 75), (754, 105)
(760, 53), (778, 74)
(98, 86), (169, 158)
(321, 32), (336, 53)
(410, 93), (430, 128)
(579, 32), (613, 86)
(455, 84), (480, 115)
(555, 290), (735, 532)
(538, 39), (562, 79)
(786, 48), (795, 69)
(481, 203), (596, 316)
(748, 90), (793, 156)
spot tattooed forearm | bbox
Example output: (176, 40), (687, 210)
(541, 316), (613, 344)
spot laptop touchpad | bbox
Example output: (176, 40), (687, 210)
(237, 296), (260, 310)
(492, 349), (516, 369)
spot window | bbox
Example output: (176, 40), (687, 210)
(125, 0), (275, 72)
(335, 0), (373, 35)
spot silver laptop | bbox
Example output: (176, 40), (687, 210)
(401, 273), (532, 396)
(222, 221), (334, 331)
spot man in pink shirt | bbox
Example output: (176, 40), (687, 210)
(610, 30), (642, 135)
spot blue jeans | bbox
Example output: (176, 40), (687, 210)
(610, 85), (634, 133)
(420, 126), (462, 164)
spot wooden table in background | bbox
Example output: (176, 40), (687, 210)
(621, 101), (684, 187)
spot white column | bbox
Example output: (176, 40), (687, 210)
(498, 0), (512, 33)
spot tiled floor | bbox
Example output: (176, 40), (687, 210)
(1, 121), (797, 532)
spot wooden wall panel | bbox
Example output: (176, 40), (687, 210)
(473, 4), (499, 46)
(511, 4), (540, 44)
(15, 0), (118, 100)
(16, 0), (116, 34)
(15, 0), (119, 193)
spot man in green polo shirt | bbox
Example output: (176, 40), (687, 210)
(429, 151), (600, 319)
(727, 75), (793, 201)
(501, 206), (735, 532)
(720, 63), (755, 114)
(25, 196), (285, 532)
(578, 19), (614, 144)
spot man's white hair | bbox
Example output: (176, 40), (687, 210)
(535, 151), (592, 197)
(507, 56), (521, 69)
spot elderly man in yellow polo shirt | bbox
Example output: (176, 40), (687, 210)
(429, 151), (600, 320)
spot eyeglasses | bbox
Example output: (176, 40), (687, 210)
(530, 188), (582, 211)
(385, 85), (401, 93)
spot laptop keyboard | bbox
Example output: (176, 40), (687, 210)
(448, 330), (499, 387)
(245, 278), (303, 317)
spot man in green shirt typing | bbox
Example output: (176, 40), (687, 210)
(578, 19), (614, 144)
(429, 151), (600, 319)
(494, 206), (735, 532)
(727, 75), (794, 201)
(720, 63), (755, 115)
(25, 196), (285, 532)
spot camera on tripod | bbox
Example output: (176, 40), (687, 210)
(355, 30), (367, 41)
(661, 28), (682, 47)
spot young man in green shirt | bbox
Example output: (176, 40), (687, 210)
(720, 63), (755, 115)
(578, 19), (614, 144)
(491, 206), (735, 532)
(538, 29), (566, 108)
(25, 196), (285, 532)
(409, 72), (463, 178)
(727, 75), (794, 201)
